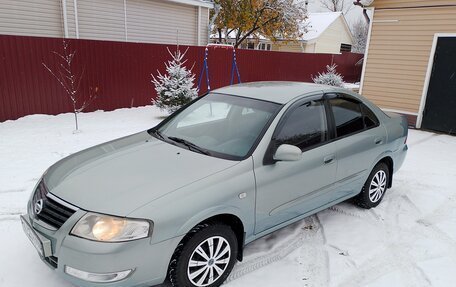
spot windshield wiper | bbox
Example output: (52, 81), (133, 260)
(167, 136), (210, 155)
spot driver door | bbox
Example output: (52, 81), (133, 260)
(254, 97), (337, 234)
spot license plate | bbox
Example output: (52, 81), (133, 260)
(21, 215), (44, 257)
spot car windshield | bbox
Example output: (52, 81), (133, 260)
(153, 93), (281, 160)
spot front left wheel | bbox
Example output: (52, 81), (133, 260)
(168, 223), (238, 287)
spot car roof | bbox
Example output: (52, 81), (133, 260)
(212, 81), (330, 104)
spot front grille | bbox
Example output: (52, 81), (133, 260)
(32, 180), (77, 229)
(45, 256), (58, 269)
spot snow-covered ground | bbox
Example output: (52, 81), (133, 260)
(343, 82), (360, 92)
(0, 106), (455, 287)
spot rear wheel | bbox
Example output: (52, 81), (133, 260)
(168, 223), (238, 287)
(356, 162), (389, 209)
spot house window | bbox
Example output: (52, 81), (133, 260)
(247, 42), (255, 50)
(340, 43), (352, 52)
(258, 43), (271, 51)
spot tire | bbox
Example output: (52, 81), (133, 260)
(356, 162), (390, 209)
(168, 223), (238, 287)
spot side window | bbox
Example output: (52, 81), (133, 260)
(329, 98), (364, 138)
(361, 104), (380, 129)
(275, 100), (327, 151)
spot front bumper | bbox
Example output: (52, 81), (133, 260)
(21, 212), (183, 287)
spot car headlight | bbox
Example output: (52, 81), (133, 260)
(71, 212), (151, 242)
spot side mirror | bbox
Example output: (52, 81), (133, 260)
(273, 144), (302, 162)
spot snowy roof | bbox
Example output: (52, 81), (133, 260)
(302, 12), (343, 41)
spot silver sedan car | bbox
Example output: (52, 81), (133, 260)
(21, 82), (408, 287)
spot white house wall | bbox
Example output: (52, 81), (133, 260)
(304, 42), (316, 53)
(0, 0), (209, 46)
(0, 0), (63, 38)
(314, 17), (353, 54)
(76, 0), (126, 41)
(199, 7), (209, 45)
(126, 0), (198, 45)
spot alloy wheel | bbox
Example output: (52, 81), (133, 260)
(187, 236), (231, 286)
(369, 170), (387, 203)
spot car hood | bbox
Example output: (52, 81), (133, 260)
(44, 131), (239, 216)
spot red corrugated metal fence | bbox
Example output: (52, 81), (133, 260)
(0, 35), (363, 122)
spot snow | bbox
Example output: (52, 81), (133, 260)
(343, 82), (360, 92)
(343, 82), (360, 90)
(1, 107), (456, 287)
(313, 64), (344, 87)
(302, 12), (342, 41)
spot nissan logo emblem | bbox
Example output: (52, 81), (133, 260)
(35, 199), (44, 215)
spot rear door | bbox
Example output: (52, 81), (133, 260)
(326, 94), (386, 197)
(254, 96), (337, 234)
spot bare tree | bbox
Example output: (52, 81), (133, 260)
(43, 40), (97, 131)
(351, 18), (368, 53)
(320, 0), (353, 15)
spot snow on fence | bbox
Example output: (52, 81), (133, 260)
(0, 35), (363, 122)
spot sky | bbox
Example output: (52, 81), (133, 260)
(306, 0), (369, 25)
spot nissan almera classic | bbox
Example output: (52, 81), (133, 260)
(21, 82), (408, 287)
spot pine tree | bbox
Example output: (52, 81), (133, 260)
(151, 47), (198, 113)
(312, 64), (344, 87)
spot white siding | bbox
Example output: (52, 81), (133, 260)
(373, 0), (456, 9)
(314, 17), (353, 54)
(0, 0), (63, 37)
(272, 41), (304, 53)
(0, 0), (210, 45)
(198, 7), (209, 45)
(303, 42), (316, 53)
(126, 0), (198, 45)
(77, 0), (126, 41)
(66, 0), (78, 38)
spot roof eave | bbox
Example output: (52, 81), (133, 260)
(167, 0), (214, 8)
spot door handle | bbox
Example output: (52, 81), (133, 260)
(375, 138), (383, 145)
(324, 155), (335, 164)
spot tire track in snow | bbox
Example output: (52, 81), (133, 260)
(225, 216), (327, 284)
(0, 188), (25, 194)
(407, 133), (437, 147)
(327, 203), (384, 227)
(0, 215), (20, 222)
(300, 214), (330, 287)
(337, 190), (455, 287)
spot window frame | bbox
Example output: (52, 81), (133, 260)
(258, 43), (272, 51)
(340, 43), (352, 53)
(324, 93), (380, 141)
(360, 102), (380, 130)
(264, 94), (329, 164)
